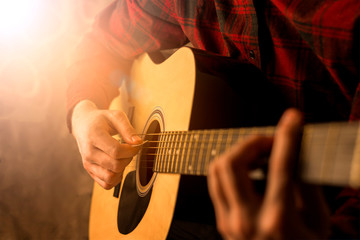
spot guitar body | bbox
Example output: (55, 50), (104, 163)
(89, 47), (286, 239)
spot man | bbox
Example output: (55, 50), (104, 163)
(67, 1), (360, 239)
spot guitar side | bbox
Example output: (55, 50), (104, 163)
(89, 47), (197, 240)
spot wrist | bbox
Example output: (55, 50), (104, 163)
(73, 100), (98, 113)
(71, 100), (98, 134)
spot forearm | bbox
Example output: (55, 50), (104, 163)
(66, 0), (190, 133)
(66, 33), (132, 132)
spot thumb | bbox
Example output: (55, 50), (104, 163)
(107, 110), (142, 144)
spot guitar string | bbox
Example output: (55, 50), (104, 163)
(127, 151), (350, 171)
(125, 149), (356, 172)
(128, 143), (355, 164)
(121, 140), (356, 172)
(127, 130), (273, 145)
(135, 131), (275, 138)
(132, 125), (358, 144)
(119, 133), (359, 175)
(127, 122), (359, 139)
(132, 133), (357, 140)
(122, 142), (349, 164)
(141, 133), (272, 140)
(121, 132), (355, 146)
(131, 137), (354, 153)
(120, 131), (275, 145)
(117, 126), (358, 170)
(129, 141), (349, 150)
(134, 129), (357, 137)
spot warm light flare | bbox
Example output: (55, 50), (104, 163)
(0, 0), (41, 39)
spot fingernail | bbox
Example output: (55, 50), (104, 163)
(132, 135), (142, 143)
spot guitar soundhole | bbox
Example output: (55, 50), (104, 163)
(138, 119), (161, 190)
(117, 112), (163, 234)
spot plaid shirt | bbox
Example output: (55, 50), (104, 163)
(67, 0), (360, 238)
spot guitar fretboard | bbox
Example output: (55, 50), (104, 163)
(149, 122), (360, 188)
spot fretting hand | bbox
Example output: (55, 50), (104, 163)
(207, 109), (330, 240)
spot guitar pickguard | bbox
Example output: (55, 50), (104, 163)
(117, 171), (152, 234)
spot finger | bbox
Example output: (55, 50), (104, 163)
(208, 136), (273, 239)
(264, 109), (303, 206)
(89, 171), (113, 190)
(207, 161), (229, 236)
(218, 136), (273, 210)
(107, 110), (142, 144)
(91, 132), (141, 159)
(85, 161), (123, 189)
(89, 147), (132, 173)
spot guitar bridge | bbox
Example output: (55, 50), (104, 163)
(113, 183), (121, 198)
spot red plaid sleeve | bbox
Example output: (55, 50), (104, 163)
(271, 0), (360, 121)
(90, 0), (188, 59)
(66, 0), (188, 131)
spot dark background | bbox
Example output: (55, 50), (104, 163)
(0, 0), (112, 239)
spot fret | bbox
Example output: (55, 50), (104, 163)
(156, 133), (164, 172)
(162, 132), (169, 173)
(155, 132), (164, 172)
(265, 126), (275, 137)
(197, 130), (208, 175)
(245, 127), (254, 139)
(160, 132), (169, 173)
(179, 132), (189, 174)
(239, 127), (249, 143)
(163, 132), (169, 173)
(174, 131), (183, 173)
(153, 134), (158, 172)
(208, 130), (219, 159)
(235, 127), (245, 144)
(203, 130), (215, 175)
(230, 129), (239, 145)
(166, 131), (175, 173)
(250, 127), (258, 137)
(152, 133), (157, 172)
(225, 128), (234, 150)
(333, 124), (356, 184)
(189, 131), (200, 174)
(320, 124), (339, 182)
(168, 132), (175, 173)
(192, 131), (201, 174)
(300, 125), (325, 184)
(170, 132), (177, 172)
(216, 129), (224, 158)
(158, 132), (165, 173)
(169, 132), (177, 172)
(171, 131), (179, 173)
(221, 129), (230, 155)
(250, 127), (259, 139)
(150, 133), (159, 172)
(184, 132), (194, 174)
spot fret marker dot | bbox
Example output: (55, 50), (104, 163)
(211, 149), (216, 156)
(168, 150), (172, 155)
(194, 134), (198, 140)
(188, 165), (192, 171)
(176, 149), (180, 155)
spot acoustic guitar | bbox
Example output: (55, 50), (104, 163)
(89, 47), (360, 239)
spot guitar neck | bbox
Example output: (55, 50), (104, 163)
(152, 122), (360, 188)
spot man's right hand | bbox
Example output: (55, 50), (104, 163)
(71, 100), (142, 189)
